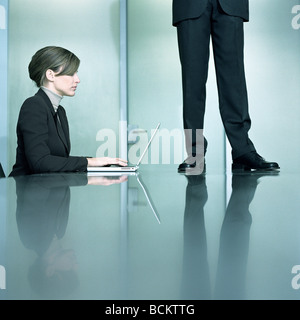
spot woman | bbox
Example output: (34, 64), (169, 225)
(10, 46), (127, 177)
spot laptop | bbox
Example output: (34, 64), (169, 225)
(87, 123), (160, 172)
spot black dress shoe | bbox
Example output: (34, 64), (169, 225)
(178, 161), (196, 172)
(178, 157), (206, 175)
(232, 151), (280, 172)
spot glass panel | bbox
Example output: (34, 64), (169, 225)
(242, 0), (300, 174)
(127, 4), (227, 284)
(7, 0), (121, 172)
(127, 0), (226, 173)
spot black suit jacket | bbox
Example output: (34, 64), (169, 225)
(10, 89), (88, 176)
(172, 0), (249, 26)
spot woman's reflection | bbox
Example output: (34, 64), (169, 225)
(181, 172), (276, 300)
(14, 173), (127, 299)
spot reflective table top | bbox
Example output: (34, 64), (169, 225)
(0, 165), (299, 300)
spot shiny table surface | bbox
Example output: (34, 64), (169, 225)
(0, 165), (300, 300)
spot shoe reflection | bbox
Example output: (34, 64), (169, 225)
(181, 172), (277, 300)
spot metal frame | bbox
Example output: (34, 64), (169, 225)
(0, 0), (8, 298)
(0, 0), (8, 174)
(119, 0), (128, 160)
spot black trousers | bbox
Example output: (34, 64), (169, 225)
(177, 0), (256, 159)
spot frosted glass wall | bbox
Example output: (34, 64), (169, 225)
(7, 0), (121, 172)
(128, 0), (300, 173)
(243, 0), (300, 173)
(127, 0), (225, 173)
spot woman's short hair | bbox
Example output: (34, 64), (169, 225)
(28, 46), (80, 87)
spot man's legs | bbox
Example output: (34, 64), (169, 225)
(176, 6), (211, 160)
(176, 0), (279, 172)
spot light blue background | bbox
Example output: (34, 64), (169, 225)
(1, 0), (299, 174)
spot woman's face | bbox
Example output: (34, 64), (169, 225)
(50, 71), (80, 97)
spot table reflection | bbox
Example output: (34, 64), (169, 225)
(14, 173), (128, 299)
(8, 169), (281, 300)
(214, 174), (256, 300)
(181, 172), (278, 300)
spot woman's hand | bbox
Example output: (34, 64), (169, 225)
(88, 175), (128, 186)
(87, 157), (128, 167)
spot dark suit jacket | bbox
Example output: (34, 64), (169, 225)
(10, 89), (88, 176)
(172, 0), (249, 26)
